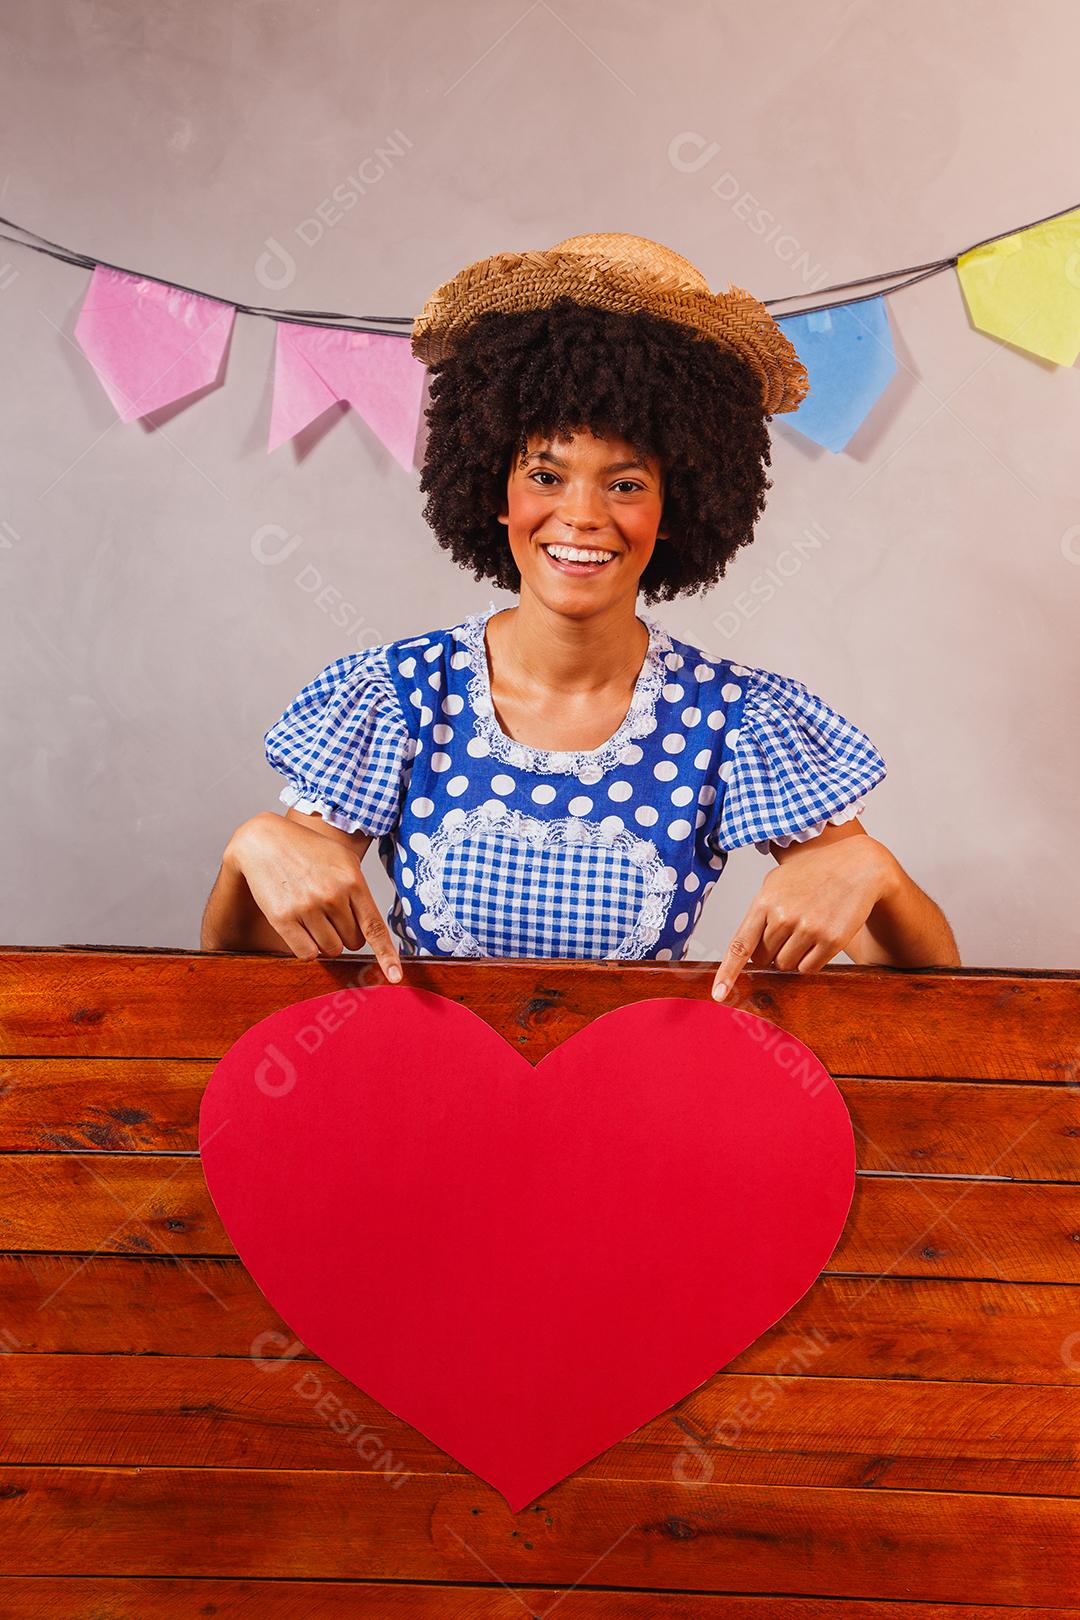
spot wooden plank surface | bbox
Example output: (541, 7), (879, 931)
(2, 949), (1078, 1612)
(2, 949), (1079, 1078)
(0, 1467), (1077, 1602)
(3, 1254), (1075, 1384)
(2, 1580), (1077, 1619)
(4, 1058), (1079, 1181)
(3, 1352), (1077, 1494)
(2, 1153), (1077, 1282)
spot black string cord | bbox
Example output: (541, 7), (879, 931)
(0, 212), (411, 336)
(0, 200), (1075, 333)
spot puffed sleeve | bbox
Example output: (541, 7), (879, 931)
(262, 643), (413, 836)
(712, 665), (887, 855)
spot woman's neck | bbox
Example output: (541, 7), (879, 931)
(491, 593), (648, 694)
(483, 593), (651, 751)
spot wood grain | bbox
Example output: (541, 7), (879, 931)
(3, 1254), (1077, 1384)
(3, 949), (1079, 1077)
(5, 1058), (1079, 1180)
(2, 1580), (1077, 1619)
(4, 1352), (1077, 1494)
(1, 948), (1078, 1610)
(3, 1152), (1078, 1282)
(0, 1466), (1077, 1602)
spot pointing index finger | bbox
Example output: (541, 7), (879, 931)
(711, 903), (766, 1002)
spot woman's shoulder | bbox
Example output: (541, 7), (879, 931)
(375, 605), (490, 671)
(261, 614), (480, 770)
(287, 608), (483, 704)
(652, 621), (873, 729)
(263, 637), (424, 838)
(650, 620), (888, 845)
(371, 609), (491, 731)
(650, 619), (756, 697)
(701, 653), (888, 852)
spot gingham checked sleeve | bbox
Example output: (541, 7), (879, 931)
(711, 665), (887, 856)
(263, 643), (413, 836)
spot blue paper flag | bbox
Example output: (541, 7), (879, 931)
(778, 296), (896, 453)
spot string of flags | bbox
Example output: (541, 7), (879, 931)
(1, 202), (1078, 463)
(770, 203), (1080, 450)
(70, 263), (424, 473)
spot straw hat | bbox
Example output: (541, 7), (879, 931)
(411, 231), (809, 415)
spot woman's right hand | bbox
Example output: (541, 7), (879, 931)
(225, 812), (403, 978)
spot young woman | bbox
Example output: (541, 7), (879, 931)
(201, 232), (959, 997)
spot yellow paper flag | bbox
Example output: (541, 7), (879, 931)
(957, 206), (1080, 367)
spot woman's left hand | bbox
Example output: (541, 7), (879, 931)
(710, 832), (898, 1001)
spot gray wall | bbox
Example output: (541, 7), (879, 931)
(1, 0), (1076, 967)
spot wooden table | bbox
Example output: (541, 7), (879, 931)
(1, 946), (1078, 1615)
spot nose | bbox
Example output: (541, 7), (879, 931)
(555, 481), (607, 532)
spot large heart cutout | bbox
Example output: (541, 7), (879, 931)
(199, 987), (854, 1510)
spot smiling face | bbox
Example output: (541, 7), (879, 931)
(496, 428), (667, 618)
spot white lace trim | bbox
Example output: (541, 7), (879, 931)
(456, 601), (674, 780)
(410, 800), (679, 960)
(278, 782), (364, 833)
(753, 797), (868, 854)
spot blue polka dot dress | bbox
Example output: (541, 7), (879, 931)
(263, 601), (887, 960)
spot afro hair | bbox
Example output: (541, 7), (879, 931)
(416, 295), (775, 604)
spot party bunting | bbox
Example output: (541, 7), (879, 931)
(75, 265), (235, 421)
(956, 205), (1080, 367)
(5, 199), (1072, 470)
(268, 322), (426, 469)
(777, 296), (896, 453)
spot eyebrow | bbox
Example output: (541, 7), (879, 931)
(524, 450), (654, 474)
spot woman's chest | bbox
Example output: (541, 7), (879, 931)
(482, 688), (646, 756)
(381, 620), (749, 960)
(389, 705), (734, 960)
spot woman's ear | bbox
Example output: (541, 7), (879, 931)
(496, 453), (517, 526)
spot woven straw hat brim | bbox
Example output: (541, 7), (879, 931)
(411, 247), (809, 415)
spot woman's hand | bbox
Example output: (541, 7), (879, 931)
(225, 812), (403, 978)
(710, 831), (899, 1001)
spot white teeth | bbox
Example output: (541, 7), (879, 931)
(543, 544), (615, 565)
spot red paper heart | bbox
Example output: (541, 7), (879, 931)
(199, 987), (854, 1510)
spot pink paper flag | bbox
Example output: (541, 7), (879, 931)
(269, 322), (425, 470)
(75, 265), (235, 422)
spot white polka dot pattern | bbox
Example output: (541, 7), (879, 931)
(264, 602), (887, 963)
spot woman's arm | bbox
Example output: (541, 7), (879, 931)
(200, 809), (402, 979)
(710, 821), (959, 999)
(826, 833), (960, 967)
(201, 834), (295, 954)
